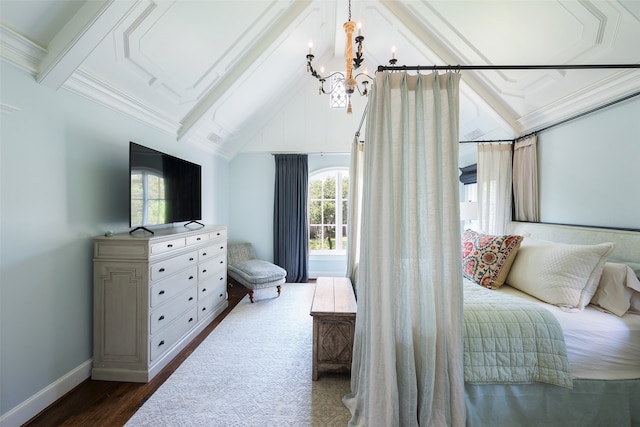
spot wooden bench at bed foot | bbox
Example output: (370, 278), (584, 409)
(310, 277), (357, 380)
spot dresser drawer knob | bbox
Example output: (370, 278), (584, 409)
(220, 246), (224, 250)
(158, 315), (165, 321)
(202, 307), (207, 312)
(189, 317), (194, 322)
(159, 268), (165, 273)
(158, 340), (165, 347)
(219, 293), (224, 297)
(219, 277), (224, 281)
(219, 260), (224, 264)
(167, 244), (173, 248)
(202, 288), (207, 293)
(189, 257), (194, 261)
(202, 269), (207, 273)
(158, 290), (165, 295)
(189, 276), (194, 280)
(197, 237), (201, 241)
(189, 297), (194, 301)
(202, 252), (207, 256)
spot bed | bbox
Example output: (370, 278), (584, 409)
(461, 221), (640, 427)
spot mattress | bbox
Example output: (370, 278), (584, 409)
(498, 284), (640, 380)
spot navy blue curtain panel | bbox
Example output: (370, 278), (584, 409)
(273, 154), (309, 283)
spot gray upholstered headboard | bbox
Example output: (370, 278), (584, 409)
(507, 221), (640, 280)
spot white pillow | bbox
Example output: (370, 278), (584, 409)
(590, 262), (640, 316)
(506, 239), (614, 310)
(630, 292), (640, 314)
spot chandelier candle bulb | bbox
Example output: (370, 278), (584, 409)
(358, 22), (362, 36)
(392, 46), (396, 60)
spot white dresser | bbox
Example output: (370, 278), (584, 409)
(92, 225), (228, 382)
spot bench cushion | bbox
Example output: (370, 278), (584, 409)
(228, 259), (287, 285)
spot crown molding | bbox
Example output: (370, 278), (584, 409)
(0, 103), (21, 115)
(517, 71), (640, 132)
(63, 68), (181, 135)
(0, 24), (47, 74)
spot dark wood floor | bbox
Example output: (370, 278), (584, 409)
(24, 284), (248, 427)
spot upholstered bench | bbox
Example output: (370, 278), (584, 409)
(227, 243), (287, 303)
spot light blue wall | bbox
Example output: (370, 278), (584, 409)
(228, 152), (350, 277)
(0, 61), (228, 417)
(538, 96), (640, 229)
(227, 153), (275, 259)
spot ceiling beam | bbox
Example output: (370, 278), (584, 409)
(37, 0), (138, 90)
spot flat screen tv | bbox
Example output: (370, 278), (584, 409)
(129, 142), (202, 233)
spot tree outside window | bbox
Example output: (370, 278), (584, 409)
(131, 170), (166, 226)
(309, 169), (349, 252)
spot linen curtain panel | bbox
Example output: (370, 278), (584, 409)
(343, 71), (465, 427)
(513, 135), (539, 222)
(273, 154), (309, 282)
(346, 137), (364, 290)
(477, 143), (513, 235)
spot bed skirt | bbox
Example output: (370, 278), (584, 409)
(465, 379), (640, 427)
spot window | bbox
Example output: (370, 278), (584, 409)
(463, 182), (478, 230)
(309, 169), (349, 252)
(131, 170), (166, 226)
(330, 73), (347, 109)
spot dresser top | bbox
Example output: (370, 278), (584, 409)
(95, 224), (226, 243)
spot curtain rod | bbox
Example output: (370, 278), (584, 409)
(377, 64), (640, 72)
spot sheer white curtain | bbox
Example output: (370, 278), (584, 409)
(477, 144), (513, 235)
(343, 71), (465, 427)
(346, 136), (364, 289)
(513, 135), (539, 222)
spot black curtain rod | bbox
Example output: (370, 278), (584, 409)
(378, 64), (640, 72)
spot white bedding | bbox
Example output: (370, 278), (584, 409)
(497, 284), (640, 380)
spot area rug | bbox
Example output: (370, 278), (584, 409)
(125, 283), (351, 426)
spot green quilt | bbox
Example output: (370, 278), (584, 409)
(463, 282), (573, 389)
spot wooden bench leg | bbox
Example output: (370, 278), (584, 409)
(277, 285), (281, 297)
(248, 290), (255, 303)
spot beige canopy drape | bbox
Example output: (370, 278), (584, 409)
(513, 135), (539, 222)
(343, 71), (465, 427)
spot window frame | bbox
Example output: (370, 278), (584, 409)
(308, 167), (349, 255)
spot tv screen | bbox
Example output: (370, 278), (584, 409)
(129, 142), (202, 230)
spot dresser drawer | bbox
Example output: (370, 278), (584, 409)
(209, 228), (227, 242)
(150, 307), (198, 361)
(149, 287), (197, 334)
(150, 266), (197, 307)
(186, 233), (209, 246)
(198, 292), (225, 321)
(150, 250), (198, 281)
(150, 237), (185, 255)
(199, 243), (226, 261)
(198, 274), (227, 301)
(199, 255), (226, 281)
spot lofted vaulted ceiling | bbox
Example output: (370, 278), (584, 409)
(1, 0), (639, 163)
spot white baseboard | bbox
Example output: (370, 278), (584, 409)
(0, 359), (92, 427)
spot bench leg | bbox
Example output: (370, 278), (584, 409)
(277, 285), (281, 297)
(248, 290), (255, 303)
